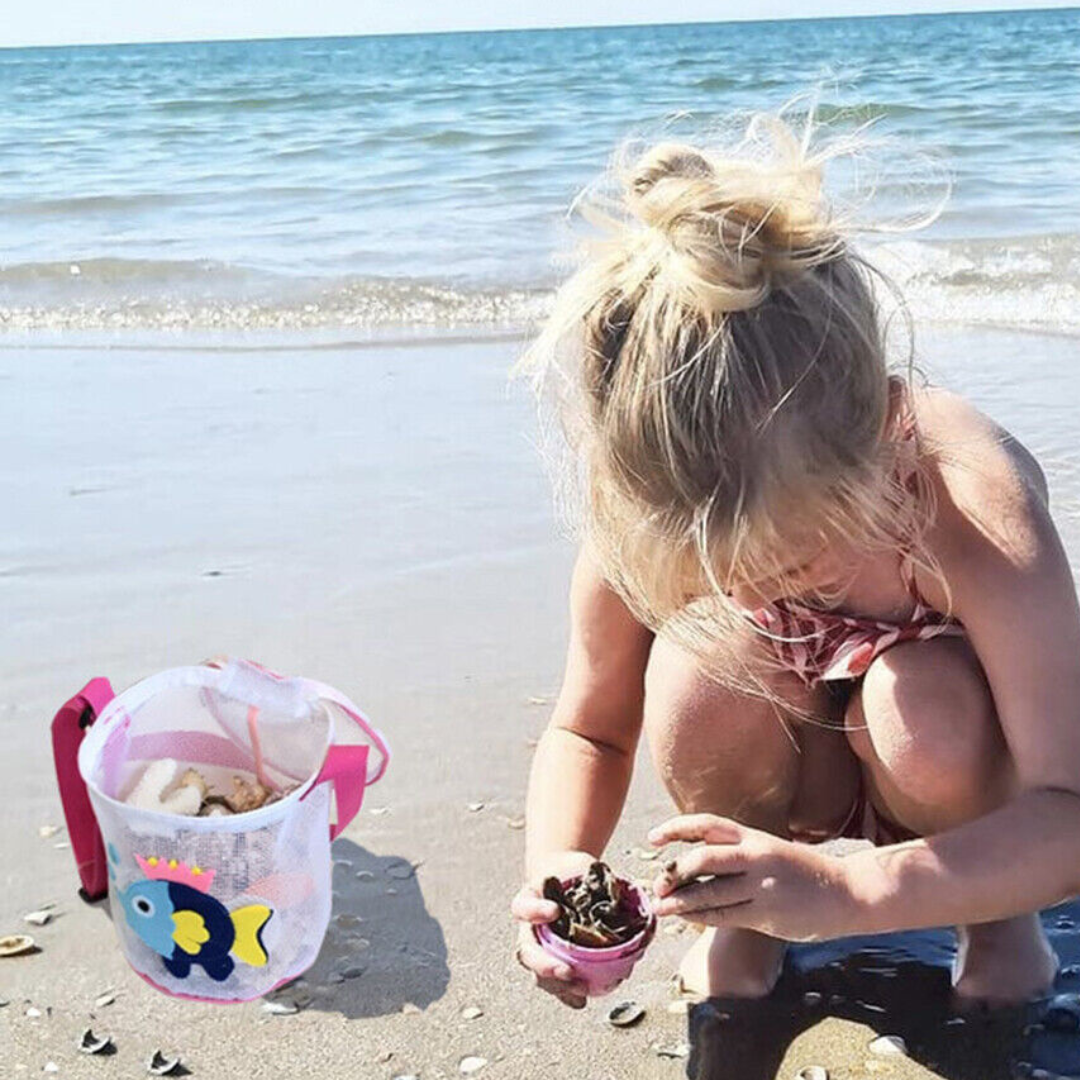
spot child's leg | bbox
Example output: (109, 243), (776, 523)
(847, 636), (1058, 1003)
(643, 632), (859, 997)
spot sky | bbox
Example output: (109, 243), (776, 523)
(1, 0), (1075, 48)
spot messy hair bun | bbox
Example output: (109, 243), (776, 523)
(621, 127), (844, 312)
(520, 104), (941, 694)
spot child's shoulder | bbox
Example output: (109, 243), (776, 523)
(914, 385), (1047, 498)
(913, 386), (1050, 567)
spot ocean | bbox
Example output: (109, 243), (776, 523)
(0, 8), (1078, 339)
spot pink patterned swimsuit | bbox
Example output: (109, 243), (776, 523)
(747, 583), (964, 688)
(746, 567), (965, 844)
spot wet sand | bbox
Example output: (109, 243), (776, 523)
(2, 327), (1079, 1078)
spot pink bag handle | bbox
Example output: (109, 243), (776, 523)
(50, 678), (115, 901)
(300, 678), (391, 786)
(307, 744), (371, 840)
(300, 678), (390, 840)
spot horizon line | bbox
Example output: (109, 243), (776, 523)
(1, 2), (1076, 52)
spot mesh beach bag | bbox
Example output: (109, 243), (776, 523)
(50, 660), (389, 1003)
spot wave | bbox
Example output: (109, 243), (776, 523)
(1, 235), (1078, 336)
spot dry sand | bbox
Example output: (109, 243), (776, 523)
(2, 328), (1079, 1079)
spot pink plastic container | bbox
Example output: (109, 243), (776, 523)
(535, 878), (656, 996)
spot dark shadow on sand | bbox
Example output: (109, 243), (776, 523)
(686, 900), (1080, 1080)
(267, 838), (449, 1021)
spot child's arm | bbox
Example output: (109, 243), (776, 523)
(512, 545), (653, 1003)
(651, 404), (1080, 939)
(838, 413), (1080, 932)
(524, 548), (653, 876)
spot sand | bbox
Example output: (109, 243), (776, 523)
(2, 327), (1079, 1079)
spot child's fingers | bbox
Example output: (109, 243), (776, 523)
(652, 874), (755, 919)
(653, 845), (749, 897)
(536, 974), (588, 1009)
(510, 887), (561, 925)
(649, 813), (743, 847)
(515, 934), (576, 983)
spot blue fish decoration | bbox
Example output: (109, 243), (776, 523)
(117, 856), (272, 982)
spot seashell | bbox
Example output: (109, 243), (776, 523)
(27, 1006), (43, 1017)
(868, 1035), (908, 1057)
(857, 1000), (886, 1013)
(608, 1000), (645, 1028)
(527, 696), (549, 705)
(0, 998), (9, 1007)
(369, 807), (390, 816)
(326, 973), (345, 985)
(461, 1006), (483, 1020)
(402, 1002), (421, 1015)
(178, 768), (208, 801)
(333, 859), (353, 869)
(224, 775), (272, 814)
(467, 802), (485, 813)
(632, 847), (661, 861)
(0, 934), (37, 957)
(127, 759), (201, 816)
(78, 1028), (114, 1055)
(355, 870), (375, 880)
(94, 991), (117, 1008)
(802, 991), (823, 1007)
(1043, 993), (1080, 1033)
(338, 964), (365, 981)
(392, 1075), (420, 1080)
(375, 1051), (394, 1064)
(505, 817), (526, 830)
(387, 861), (415, 879)
(459, 1057), (487, 1074)
(262, 1000), (300, 1015)
(652, 1042), (691, 1059)
(44, 1063), (59, 1074)
(795, 1068), (829, 1080)
(38, 825), (61, 839)
(23, 910), (53, 927)
(147, 1050), (182, 1075)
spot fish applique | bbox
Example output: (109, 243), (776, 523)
(117, 856), (272, 982)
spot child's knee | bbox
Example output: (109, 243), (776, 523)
(854, 639), (1005, 812)
(643, 635), (800, 827)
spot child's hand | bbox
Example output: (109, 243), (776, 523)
(648, 814), (858, 942)
(510, 850), (597, 1009)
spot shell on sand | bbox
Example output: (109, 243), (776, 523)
(459, 1056), (488, 1074)
(147, 1051), (182, 1075)
(608, 1001), (645, 1028)
(868, 1035), (908, 1057)
(78, 1028), (114, 1055)
(0, 934), (36, 957)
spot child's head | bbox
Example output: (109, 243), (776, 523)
(524, 109), (933, 640)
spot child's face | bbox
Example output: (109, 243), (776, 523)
(727, 539), (853, 610)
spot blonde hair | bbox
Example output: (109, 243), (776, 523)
(521, 104), (946, 696)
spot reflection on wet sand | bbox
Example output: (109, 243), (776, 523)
(686, 901), (1080, 1080)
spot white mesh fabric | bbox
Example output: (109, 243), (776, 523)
(78, 664), (340, 1002)
(92, 785), (332, 1001)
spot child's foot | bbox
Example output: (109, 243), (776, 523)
(677, 927), (786, 998)
(952, 914), (1058, 1004)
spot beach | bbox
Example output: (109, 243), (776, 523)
(4, 8), (1080, 1076)
(3, 325), (1079, 1079)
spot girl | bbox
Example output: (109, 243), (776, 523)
(510, 109), (1080, 1008)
